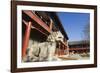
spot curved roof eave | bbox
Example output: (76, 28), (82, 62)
(51, 12), (69, 40)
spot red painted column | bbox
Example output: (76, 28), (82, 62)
(22, 21), (32, 59)
(49, 19), (53, 31)
(66, 41), (69, 55)
(59, 42), (61, 56)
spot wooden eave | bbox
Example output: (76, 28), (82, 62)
(22, 10), (51, 36)
(49, 12), (69, 40)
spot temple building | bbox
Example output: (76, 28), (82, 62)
(22, 11), (69, 62)
(68, 40), (90, 54)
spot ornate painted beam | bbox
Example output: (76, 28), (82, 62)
(22, 19), (48, 36)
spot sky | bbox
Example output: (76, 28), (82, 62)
(57, 12), (90, 41)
